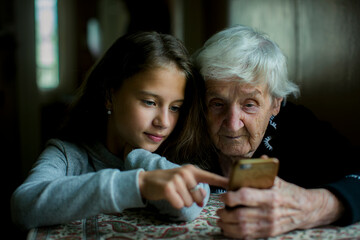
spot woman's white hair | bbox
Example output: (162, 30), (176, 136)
(192, 25), (300, 100)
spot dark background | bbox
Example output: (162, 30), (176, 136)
(1, 0), (360, 238)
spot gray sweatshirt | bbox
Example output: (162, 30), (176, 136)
(11, 139), (209, 230)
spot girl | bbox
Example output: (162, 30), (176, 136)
(11, 32), (227, 229)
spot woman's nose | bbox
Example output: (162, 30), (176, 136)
(224, 106), (244, 131)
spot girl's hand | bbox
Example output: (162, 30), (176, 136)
(138, 165), (228, 209)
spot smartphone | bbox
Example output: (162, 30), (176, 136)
(228, 158), (279, 190)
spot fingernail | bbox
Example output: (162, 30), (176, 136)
(200, 188), (206, 198)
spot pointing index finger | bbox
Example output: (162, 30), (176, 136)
(187, 165), (228, 189)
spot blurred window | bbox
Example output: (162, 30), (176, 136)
(35, 0), (59, 90)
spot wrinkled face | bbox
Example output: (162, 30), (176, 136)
(106, 65), (186, 155)
(205, 79), (282, 159)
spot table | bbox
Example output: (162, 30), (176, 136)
(27, 194), (360, 240)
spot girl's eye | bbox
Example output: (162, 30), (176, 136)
(142, 100), (156, 106)
(170, 105), (181, 113)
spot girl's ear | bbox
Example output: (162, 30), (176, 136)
(105, 89), (113, 110)
(271, 97), (283, 116)
(105, 100), (112, 110)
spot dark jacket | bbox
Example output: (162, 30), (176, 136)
(252, 101), (360, 225)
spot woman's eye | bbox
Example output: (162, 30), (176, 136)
(142, 100), (156, 106)
(245, 103), (255, 108)
(243, 102), (258, 113)
(209, 101), (224, 109)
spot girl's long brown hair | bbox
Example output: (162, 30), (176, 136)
(58, 31), (211, 169)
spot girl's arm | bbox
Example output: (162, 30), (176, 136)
(11, 142), (146, 230)
(125, 149), (211, 221)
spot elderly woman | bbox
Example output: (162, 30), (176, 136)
(193, 25), (360, 239)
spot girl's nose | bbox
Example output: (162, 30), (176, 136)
(153, 109), (170, 129)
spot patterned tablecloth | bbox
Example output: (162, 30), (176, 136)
(27, 194), (360, 240)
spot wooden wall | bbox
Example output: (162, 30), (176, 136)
(229, 0), (360, 145)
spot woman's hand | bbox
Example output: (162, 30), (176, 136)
(138, 164), (228, 209)
(217, 177), (344, 239)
